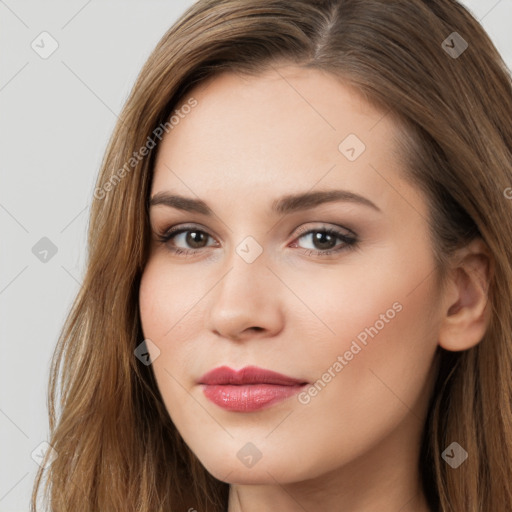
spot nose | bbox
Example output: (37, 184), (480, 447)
(205, 250), (284, 342)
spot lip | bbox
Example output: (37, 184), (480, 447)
(198, 365), (308, 412)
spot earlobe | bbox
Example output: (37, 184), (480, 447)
(438, 239), (492, 352)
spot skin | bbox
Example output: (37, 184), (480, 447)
(138, 64), (490, 512)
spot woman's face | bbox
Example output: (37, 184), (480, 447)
(139, 65), (443, 489)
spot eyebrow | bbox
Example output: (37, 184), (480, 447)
(149, 189), (381, 215)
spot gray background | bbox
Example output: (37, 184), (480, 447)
(0, 1), (510, 510)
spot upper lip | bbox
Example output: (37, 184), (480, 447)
(198, 365), (308, 386)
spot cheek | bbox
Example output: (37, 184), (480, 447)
(139, 255), (206, 345)
(138, 257), (207, 414)
(289, 250), (440, 450)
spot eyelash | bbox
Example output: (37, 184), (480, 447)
(155, 224), (358, 258)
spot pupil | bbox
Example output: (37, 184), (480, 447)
(313, 232), (335, 250)
(187, 231), (207, 248)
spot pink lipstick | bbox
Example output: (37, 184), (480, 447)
(198, 365), (307, 412)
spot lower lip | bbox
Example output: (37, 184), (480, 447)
(202, 384), (305, 412)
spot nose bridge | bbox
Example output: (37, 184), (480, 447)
(206, 239), (283, 339)
(215, 241), (268, 307)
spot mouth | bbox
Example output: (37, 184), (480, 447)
(198, 365), (309, 412)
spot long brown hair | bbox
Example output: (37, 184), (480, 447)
(32, 1), (512, 510)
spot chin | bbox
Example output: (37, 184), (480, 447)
(194, 447), (314, 485)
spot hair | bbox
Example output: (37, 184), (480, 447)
(31, 1), (512, 511)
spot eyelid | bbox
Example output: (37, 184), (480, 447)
(156, 223), (220, 246)
(159, 223), (219, 240)
(292, 222), (356, 238)
(156, 222), (354, 242)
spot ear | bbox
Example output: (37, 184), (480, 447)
(438, 238), (492, 352)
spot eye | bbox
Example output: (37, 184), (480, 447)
(155, 224), (218, 255)
(290, 225), (358, 256)
(154, 223), (358, 258)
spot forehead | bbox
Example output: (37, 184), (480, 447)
(151, 65), (410, 210)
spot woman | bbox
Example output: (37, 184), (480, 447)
(32, 0), (512, 510)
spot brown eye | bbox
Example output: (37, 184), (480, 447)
(184, 230), (209, 248)
(309, 231), (338, 251)
(156, 226), (218, 254)
(293, 227), (357, 255)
